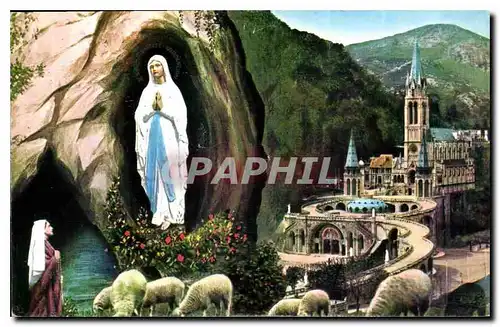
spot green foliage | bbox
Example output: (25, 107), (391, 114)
(10, 12), (45, 102)
(346, 24), (490, 130)
(228, 11), (404, 239)
(62, 296), (98, 317)
(308, 261), (346, 300)
(306, 255), (386, 301)
(180, 10), (226, 53)
(285, 266), (305, 289)
(214, 241), (287, 315)
(10, 12), (35, 51)
(103, 177), (248, 277)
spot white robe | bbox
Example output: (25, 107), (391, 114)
(134, 55), (189, 228)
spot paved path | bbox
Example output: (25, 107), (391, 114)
(432, 247), (490, 298)
(281, 196), (436, 276)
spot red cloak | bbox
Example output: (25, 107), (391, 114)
(28, 240), (63, 317)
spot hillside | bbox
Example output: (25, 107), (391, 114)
(347, 24), (490, 129)
(227, 11), (404, 239)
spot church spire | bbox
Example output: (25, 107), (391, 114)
(345, 129), (359, 168)
(417, 130), (429, 171)
(409, 39), (423, 83)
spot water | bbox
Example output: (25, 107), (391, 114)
(60, 224), (118, 312)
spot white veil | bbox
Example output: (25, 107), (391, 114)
(134, 54), (190, 227)
(27, 219), (47, 289)
(140, 55), (188, 144)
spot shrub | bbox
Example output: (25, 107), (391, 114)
(61, 297), (80, 317)
(308, 261), (345, 300)
(285, 266), (306, 289)
(215, 241), (287, 315)
(10, 13), (44, 101)
(103, 177), (249, 278)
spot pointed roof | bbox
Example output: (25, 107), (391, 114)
(409, 40), (423, 82)
(417, 130), (429, 170)
(345, 130), (359, 168)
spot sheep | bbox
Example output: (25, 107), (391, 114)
(297, 289), (330, 317)
(93, 286), (112, 316)
(268, 299), (301, 316)
(110, 269), (148, 317)
(140, 277), (186, 317)
(171, 273), (233, 317)
(366, 268), (432, 317)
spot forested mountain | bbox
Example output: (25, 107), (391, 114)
(347, 24), (490, 129)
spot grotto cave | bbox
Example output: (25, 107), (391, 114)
(110, 28), (215, 233)
(11, 148), (118, 315)
(11, 16), (269, 316)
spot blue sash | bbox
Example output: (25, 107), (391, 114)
(145, 112), (176, 213)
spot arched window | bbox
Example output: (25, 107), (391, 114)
(413, 101), (418, 124)
(289, 232), (296, 250)
(424, 180), (430, 197)
(347, 178), (351, 195)
(352, 179), (357, 196)
(418, 180), (423, 197)
(408, 102), (413, 125)
(422, 102), (427, 125)
(358, 235), (364, 252)
(299, 230), (305, 252)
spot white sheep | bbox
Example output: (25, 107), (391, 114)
(297, 289), (330, 317)
(268, 299), (301, 316)
(366, 268), (432, 317)
(140, 276), (185, 317)
(110, 269), (148, 317)
(93, 286), (112, 316)
(171, 273), (233, 317)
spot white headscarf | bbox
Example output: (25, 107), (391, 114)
(146, 54), (175, 88)
(135, 54), (189, 147)
(28, 219), (47, 289)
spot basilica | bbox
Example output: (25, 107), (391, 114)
(344, 40), (487, 200)
(280, 41), (489, 260)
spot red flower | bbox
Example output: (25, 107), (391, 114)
(208, 214), (214, 220)
(243, 234), (248, 242)
(234, 233), (240, 239)
(201, 258), (206, 263)
(124, 230), (131, 237)
(229, 247), (236, 254)
(165, 236), (172, 245)
(209, 256), (216, 263)
(226, 236), (231, 244)
(177, 254), (185, 263)
(179, 233), (185, 241)
(236, 225), (241, 231)
(228, 213), (233, 219)
(140, 243), (145, 249)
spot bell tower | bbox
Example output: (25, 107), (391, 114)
(344, 130), (361, 197)
(404, 40), (430, 167)
(416, 131), (432, 198)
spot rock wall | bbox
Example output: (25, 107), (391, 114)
(10, 11), (266, 240)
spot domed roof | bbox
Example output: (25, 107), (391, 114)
(347, 198), (387, 213)
(359, 159), (365, 166)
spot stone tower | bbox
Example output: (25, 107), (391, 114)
(416, 130), (432, 198)
(344, 130), (362, 197)
(404, 40), (430, 167)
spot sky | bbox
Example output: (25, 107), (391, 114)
(271, 11), (490, 45)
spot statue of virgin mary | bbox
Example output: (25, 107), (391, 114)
(134, 55), (189, 229)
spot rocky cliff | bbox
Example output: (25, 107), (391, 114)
(10, 11), (266, 240)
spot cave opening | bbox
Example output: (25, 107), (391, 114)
(110, 28), (213, 232)
(11, 148), (118, 316)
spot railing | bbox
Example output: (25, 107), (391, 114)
(283, 196), (437, 285)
